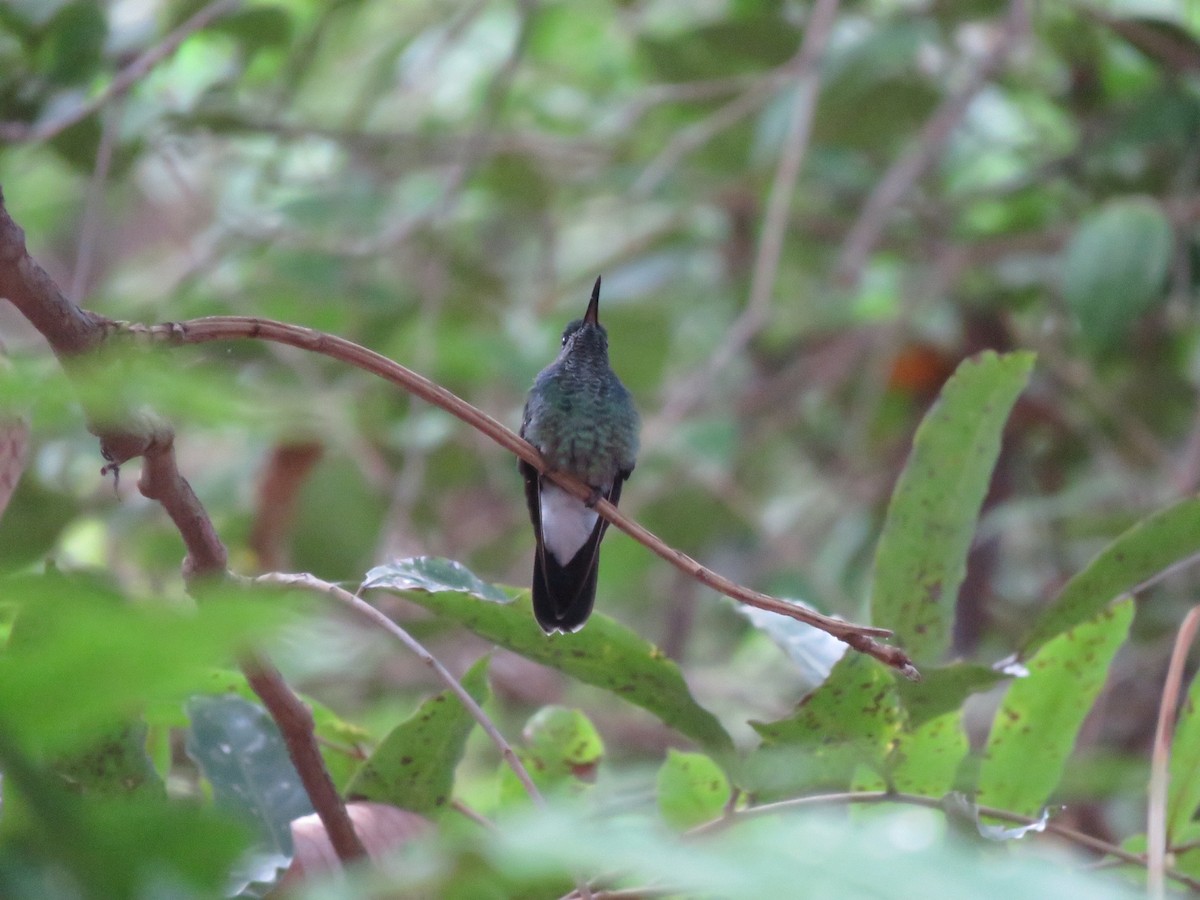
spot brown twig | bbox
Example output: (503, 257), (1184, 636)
(243, 654), (368, 862)
(0, 189), (367, 865)
(117, 315), (916, 679)
(1148, 606), (1200, 899)
(254, 571), (546, 807)
(833, 0), (1030, 286)
(0, 0), (241, 144)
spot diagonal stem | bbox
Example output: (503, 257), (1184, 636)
(117, 315), (917, 679)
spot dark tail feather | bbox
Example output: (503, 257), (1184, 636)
(521, 461), (630, 634)
(532, 537), (600, 634)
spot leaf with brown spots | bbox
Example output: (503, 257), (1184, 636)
(346, 656), (490, 816)
(744, 654), (902, 796)
(656, 749), (731, 830)
(870, 351), (1033, 665)
(365, 560), (734, 761)
(1022, 496), (1200, 656)
(977, 599), (1133, 818)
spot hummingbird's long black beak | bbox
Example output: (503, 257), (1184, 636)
(584, 276), (601, 326)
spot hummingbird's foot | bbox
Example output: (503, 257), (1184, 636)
(583, 487), (603, 508)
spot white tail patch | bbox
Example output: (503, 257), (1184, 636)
(540, 483), (599, 564)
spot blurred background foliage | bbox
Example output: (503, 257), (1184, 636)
(2, 0), (1200, 895)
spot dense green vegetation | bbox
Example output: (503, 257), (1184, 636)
(2, 0), (1200, 896)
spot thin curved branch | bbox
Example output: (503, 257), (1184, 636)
(115, 315), (917, 679)
(254, 571), (545, 808)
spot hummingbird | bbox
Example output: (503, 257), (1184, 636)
(519, 276), (640, 633)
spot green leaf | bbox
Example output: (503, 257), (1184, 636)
(888, 712), (968, 797)
(896, 663), (1008, 728)
(346, 656), (490, 816)
(746, 654), (902, 795)
(150, 668), (371, 792)
(1167, 664), (1200, 844)
(51, 719), (165, 800)
(870, 351), (1034, 664)
(185, 694), (312, 858)
(977, 599), (1134, 817)
(367, 556), (509, 603)
(73, 795), (253, 898)
(364, 560), (734, 760)
(0, 727), (252, 900)
(522, 705), (604, 779)
(1021, 497), (1200, 656)
(488, 801), (1136, 900)
(657, 750), (731, 831)
(498, 706), (606, 807)
(0, 574), (285, 755)
(1063, 196), (1172, 349)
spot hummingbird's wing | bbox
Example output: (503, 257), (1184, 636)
(520, 462), (629, 634)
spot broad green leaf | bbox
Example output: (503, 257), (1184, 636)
(870, 351), (1034, 664)
(0, 728), (251, 900)
(746, 654), (902, 795)
(896, 663), (1008, 728)
(1167, 664), (1200, 844)
(1021, 497), (1200, 655)
(0, 574), (285, 755)
(488, 802), (1135, 900)
(52, 719), (164, 800)
(498, 706), (605, 807)
(522, 706), (604, 779)
(61, 795), (252, 898)
(186, 694), (312, 859)
(888, 712), (968, 797)
(364, 560), (734, 760)
(1063, 196), (1171, 349)
(657, 750), (731, 831)
(368, 556), (509, 603)
(149, 669), (370, 792)
(977, 599), (1134, 817)
(346, 656), (490, 816)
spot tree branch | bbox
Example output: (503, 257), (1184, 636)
(0, 188), (367, 865)
(243, 653), (368, 862)
(254, 571), (546, 808)
(116, 315), (918, 679)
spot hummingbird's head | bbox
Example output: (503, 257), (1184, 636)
(559, 275), (609, 360)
